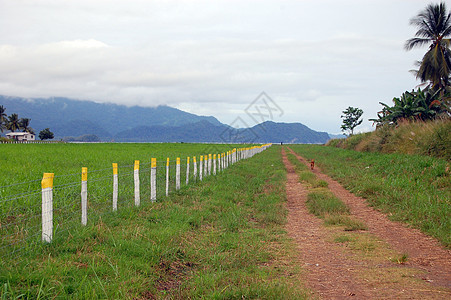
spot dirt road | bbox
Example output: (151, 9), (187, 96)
(282, 147), (451, 299)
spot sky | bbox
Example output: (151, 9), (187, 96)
(0, 0), (435, 134)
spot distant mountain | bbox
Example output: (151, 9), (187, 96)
(251, 121), (330, 144)
(0, 95), (221, 138)
(114, 120), (330, 144)
(1, 95), (331, 143)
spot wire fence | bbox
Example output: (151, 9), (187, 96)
(0, 145), (271, 266)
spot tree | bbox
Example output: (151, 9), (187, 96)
(405, 2), (451, 89)
(341, 106), (363, 136)
(6, 113), (20, 132)
(0, 105), (6, 133)
(39, 128), (54, 140)
(19, 118), (34, 134)
(369, 87), (447, 126)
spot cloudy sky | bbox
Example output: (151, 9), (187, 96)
(0, 0), (434, 133)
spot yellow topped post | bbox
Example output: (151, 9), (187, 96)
(41, 172), (54, 242)
(176, 157), (181, 190)
(81, 167), (88, 225)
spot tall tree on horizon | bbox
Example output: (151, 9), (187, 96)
(6, 113), (20, 132)
(0, 105), (6, 133)
(340, 106), (363, 136)
(405, 2), (451, 89)
(19, 118), (34, 134)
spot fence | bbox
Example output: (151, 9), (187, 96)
(1, 140), (63, 144)
(0, 144), (271, 265)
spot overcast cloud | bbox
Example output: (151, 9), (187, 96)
(0, 0), (432, 133)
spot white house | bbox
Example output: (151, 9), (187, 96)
(6, 132), (36, 141)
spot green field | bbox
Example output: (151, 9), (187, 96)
(0, 143), (307, 299)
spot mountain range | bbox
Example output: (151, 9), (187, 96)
(0, 95), (331, 143)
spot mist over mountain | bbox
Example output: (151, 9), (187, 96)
(1, 95), (330, 143)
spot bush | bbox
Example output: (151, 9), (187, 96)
(328, 119), (451, 160)
(0, 137), (12, 143)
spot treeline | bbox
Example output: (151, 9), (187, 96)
(0, 105), (33, 134)
(0, 105), (54, 140)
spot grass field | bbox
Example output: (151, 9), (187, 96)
(1, 142), (450, 298)
(0, 143), (242, 186)
(289, 144), (451, 248)
(0, 143), (308, 299)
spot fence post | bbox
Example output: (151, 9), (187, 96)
(41, 173), (54, 243)
(176, 157), (181, 190)
(208, 153), (212, 175)
(193, 156), (197, 181)
(112, 163), (118, 211)
(81, 167), (87, 226)
(218, 153), (221, 172)
(199, 155), (203, 181)
(204, 155), (208, 177)
(151, 158), (156, 202)
(213, 154), (216, 175)
(166, 158), (169, 196)
(134, 160), (140, 207)
(186, 156), (190, 185)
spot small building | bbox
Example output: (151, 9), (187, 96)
(6, 132), (36, 141)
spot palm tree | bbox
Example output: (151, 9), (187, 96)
(0, 105), (6, 133)
(405, 2), (451, 89)
(19, 118), (33, 133)
(6, 113), (20, 132)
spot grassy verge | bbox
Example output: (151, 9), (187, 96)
(289, 144), (451, 248)
(0, 146), (308, 299)
(327, 119), (451, 160)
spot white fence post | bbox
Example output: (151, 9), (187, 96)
(213, 154), (216, 175)
(208, 154), (212, 175)
(193, 156), (197, 181)
(186, 156), (190, 185)
(225, 151), (229, 168)
(81, 167), (87, 225)
(176, 157), (181, 190)
(151, 158), (156, 202)
(166, 158), (169, 196)
(134, 160), (140, 207)
(199, 155), (203, 181)
(204, 155), (208, 177)
(41, 173), (54, 243)
(112, 163), (118, 211)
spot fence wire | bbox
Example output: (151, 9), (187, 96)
(0, 145), (270, 267)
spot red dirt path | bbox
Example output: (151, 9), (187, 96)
(282, 147), (451, 299)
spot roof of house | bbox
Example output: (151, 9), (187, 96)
(6, 132), (34, 136)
